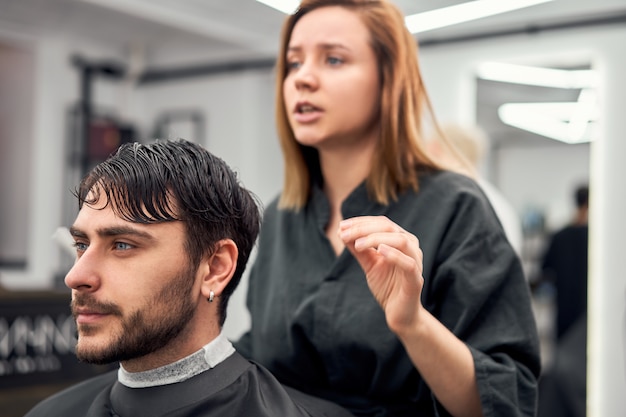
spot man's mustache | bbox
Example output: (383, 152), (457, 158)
(71, 295), (123, 317)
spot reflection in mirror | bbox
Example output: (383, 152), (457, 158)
(476, 59), (593, 417)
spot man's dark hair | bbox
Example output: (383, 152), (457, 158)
(75, 139), (261, 326)
(575, 184), (589, 209)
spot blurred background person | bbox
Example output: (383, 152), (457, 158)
(537, 184), (589, 417)
(541, 183), (589, 341)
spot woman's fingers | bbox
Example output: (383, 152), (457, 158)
(340, 216), (419, 256)
(339, 215), (423, 279)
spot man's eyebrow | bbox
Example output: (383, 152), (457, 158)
(69, 225), (155, 241)
(69, 226), (87, 238)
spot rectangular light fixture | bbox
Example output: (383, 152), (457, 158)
(498, 86), (599, 144)
(498, 100), (598, 144)
(476, 62), (598, 89)
(256, 0), (299, 14)
(257, 0), (555, 34)
(405, 0), (554, 34)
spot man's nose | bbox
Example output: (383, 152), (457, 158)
(64, 248), (101, 292)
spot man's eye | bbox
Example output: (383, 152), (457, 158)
(73, 241), (88, 252)
(114, 242), (133, 250)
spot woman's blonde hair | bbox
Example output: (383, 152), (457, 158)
(275, 0), (441, 210)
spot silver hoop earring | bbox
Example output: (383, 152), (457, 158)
(208, 290), (215, 303)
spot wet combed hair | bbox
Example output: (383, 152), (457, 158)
(75, 139), (261, 326)
(275, 0), (442, 210)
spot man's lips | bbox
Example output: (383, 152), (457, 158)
(73, 309), (110, 325)
(71, 296), (121, 326)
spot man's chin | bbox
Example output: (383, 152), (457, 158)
(75, 337), (118, 364)
(76, 353), (113, 365)
(76, 350), (114, 365)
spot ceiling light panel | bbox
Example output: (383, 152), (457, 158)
(404, 0), (554, 34)
(256, 0), (555, 34)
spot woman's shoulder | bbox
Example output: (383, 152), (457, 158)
(416, 169), (487, 205)
(393, 169), (500, 233)
(420, 169), (482, 192)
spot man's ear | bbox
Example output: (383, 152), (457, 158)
(199, 239), (238, 301)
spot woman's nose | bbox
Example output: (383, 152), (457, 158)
(293, 62), (319, 90)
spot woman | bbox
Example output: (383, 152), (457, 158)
(235, 1), (540, 416)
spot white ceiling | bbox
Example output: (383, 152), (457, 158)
(1, 0), (625, 67)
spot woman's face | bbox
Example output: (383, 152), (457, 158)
(283, 6), (381, 152)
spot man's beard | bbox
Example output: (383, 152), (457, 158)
(72, 264), (197, 365)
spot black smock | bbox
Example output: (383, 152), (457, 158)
(235, 170), (541, 417)
(23, 352), (354, 417)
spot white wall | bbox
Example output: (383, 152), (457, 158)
(0, 41), (34, 267)
(133, 70), (282, 206)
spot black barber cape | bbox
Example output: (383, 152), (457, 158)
(24, 352), (354, 417)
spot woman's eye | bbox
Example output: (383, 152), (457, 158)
(286, 60), (301, 70)
(327, 56), (343, 65)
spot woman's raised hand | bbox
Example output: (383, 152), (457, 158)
(338, 216), (425, 334)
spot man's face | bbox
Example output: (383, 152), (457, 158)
(65, 193), (198, 365)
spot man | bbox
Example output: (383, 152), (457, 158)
(537, 183), (589, 417)
(25, 140), (353, 417)
(541, 184), (589, 340)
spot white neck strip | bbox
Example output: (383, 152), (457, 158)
(117, 332), (235, 388)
